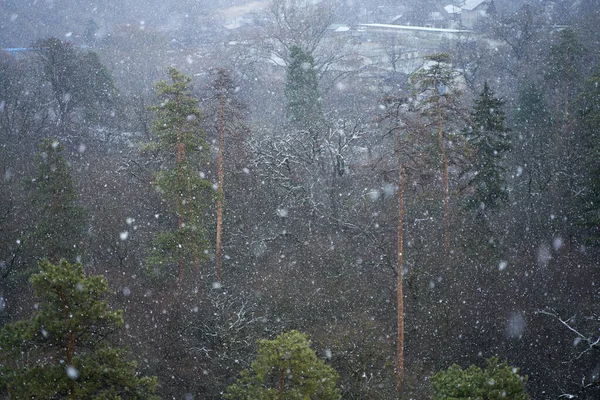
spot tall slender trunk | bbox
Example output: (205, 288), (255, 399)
(176, 94), (185, 287)
(279, 367), (285, 399)
(397, 163), (405, 399)
(57, 285), (77, 399)
(216, 88), (225, 284)
(436, 92), (450, 256)
(66, 329), (77, 399)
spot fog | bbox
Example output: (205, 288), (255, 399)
(1, 0), (600, 399)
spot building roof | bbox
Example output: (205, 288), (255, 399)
(359, 23), (471, 33)
(445, 4), (461, 14)
(462, 0), (488, 11)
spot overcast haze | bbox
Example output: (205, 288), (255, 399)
(1, 0), (600, 399)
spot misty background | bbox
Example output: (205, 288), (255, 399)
(1, 0), (600, 399)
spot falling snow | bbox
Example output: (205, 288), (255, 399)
(0, 1), (598, 399)
(66, 366), (79, 380)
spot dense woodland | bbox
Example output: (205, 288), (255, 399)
(1, 0), (600, 399)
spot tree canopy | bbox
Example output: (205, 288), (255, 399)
(0, 259), (159, 399)
(432, 357), (529, 400)
(35, 38), (117, 132)
(284, 45), (324, 134)
(225, 330), (341, 400)
(27, 139), (86, 264)
(464, 82), (511, 210)
(144, 67), (213, 284)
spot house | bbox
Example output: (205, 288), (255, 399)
(443, 4), (462, 28)
(461, 0), (493, 29)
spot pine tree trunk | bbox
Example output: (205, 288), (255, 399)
(279, 367), (285, 398)
(67, 329), (77, 399)
(57, 285), (77, 399)
(436, 95), (450, 256)
(397, 163), (405, 399)
(216, 88), (225, 284)
(176, 93), (185, 287)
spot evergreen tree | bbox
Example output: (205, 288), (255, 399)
(432, 357), (529, 400)
(578, 66), (600, 133)
(35, 38), (117, 134)
(545, 28), (586, 122)
(145, 67), (213, 285)
(284, 45), (324, 135)
(514, 83), (552, 128)
(379, 95), (411, 398)
(464, 82), (511, 210)
(225, 330), (341, 400)
(212, 68), (231, 285)
(27, 138), (86, 263)
(540, 29), (586, 233)
(511, 83), (557, 237)
(513, 83), (553, 190)
(0, 259), (159, 399)
(578, 66), (600, 244)
(410, 53), (462, 255)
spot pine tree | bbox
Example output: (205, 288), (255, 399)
(546, 28), (586, 123)
(0, 259), (159, 399)
(212, 69), (231, 285)
(432, 357), (529, 400)
(542, 29), (586, 233)
(511, 83), (556, 237)
(206, 67), (252, 287)
(578, 66), (600, 134)
(464, 82), (511, 210)
(284, 45), (324, 135)
(410, 53), (462, 255)
(145, 67), (213, 286)
(380, 94), (410, 399)
(396, 160), (406, 399)
(224, 330), (341, 400)
(515, 83), (552, 128)
(27, 138), (86, 263)
(578, 67), (600, 244)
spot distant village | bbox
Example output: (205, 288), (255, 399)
(1, 0), (568, 87)
(220, 0), (503, 32)
(212, 0), (564, 75)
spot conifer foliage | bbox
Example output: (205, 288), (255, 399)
(432, 357), (529, 400)
(225, 330), (341, 400)
(0, 259), (159, 399)
(464, 82), (511, 210)
(546, 28), (586, 121)
(145, 67), (213, 285)
(28, 139), (86, 263)
(284, 45), (324, 134)
(410, 53), (461, 255)
(579, 67), (600, 243)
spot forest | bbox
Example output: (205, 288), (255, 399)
(1, 0), (600, 399)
